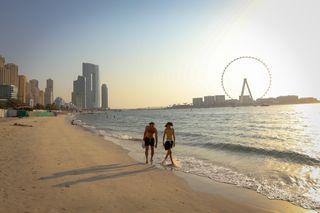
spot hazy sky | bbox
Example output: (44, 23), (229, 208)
(1, 0), (319, 108)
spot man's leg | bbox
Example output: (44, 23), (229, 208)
(150, 146), (154, 163)
(162, 150), (169, 164)
(145, 146), (149, 164)
(169, 149), (175, 165)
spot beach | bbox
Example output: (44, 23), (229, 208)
(0, 115), (314, 213)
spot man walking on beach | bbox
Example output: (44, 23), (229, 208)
(143, 122), (158, 164)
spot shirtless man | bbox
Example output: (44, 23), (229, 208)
(162, 122), (176, 165)
(143, 122), (158, 164)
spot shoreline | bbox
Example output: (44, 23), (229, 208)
(70, 113), (317, 213)
(70, 114), (316, 212)
(0, 115), (314, 212)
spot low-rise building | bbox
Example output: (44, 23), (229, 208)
(215, 95), (226, 104)
(204, 96), (215, 106)
(239, 95), (254, 105)
(192, 97), (203, 107)
(256, 98), (278, 105)
(0, 85), (18, 99)
(276, 96), (299, 104)
(299, 97), (319, 104)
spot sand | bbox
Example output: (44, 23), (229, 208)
(0, 115), (314, 213)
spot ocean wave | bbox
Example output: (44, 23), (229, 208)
(234, 132), (285, 141)
(190, 142), (320, 166)
(176, 155), (320, 211)
(118, 134), (141, 142)
(179, 132), (205, 138)
(75, 118), (141, 142)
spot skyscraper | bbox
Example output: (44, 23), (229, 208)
(18, 75), (27, 103)
(72, 76), (86, 109)
(4, 63), (19, 87)
(26, 82), (34, 107)
(0, 55), (5, 67)
(45, 78), (54, 106)
(101, 83), (108, 109)
(82, 63), (100, 109)
(0, 67), (10, 85)
(0, 55), (5, 85)
(0, 62), (19, 87)
(39, 90), (45, 106)
(30, 79), (40, 105)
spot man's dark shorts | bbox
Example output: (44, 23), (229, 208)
(144, 137), (155, 147)
(164, 141), (173, 150)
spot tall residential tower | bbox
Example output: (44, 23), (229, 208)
(71, 76), (86, 109)
(0, 62), (19, 87)
(101, 84), (108, 109)
(45, 78), (54, 106)
(30, 79), (40, 105)
(82, 63), (100, 109)
(18, 75), (27, 103)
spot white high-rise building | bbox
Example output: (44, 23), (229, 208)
(101, 83), (108, 109)
(72, 76), (86, 109)
(82, 63), (100, 109)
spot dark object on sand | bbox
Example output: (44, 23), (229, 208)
(13, 123), (33, 127)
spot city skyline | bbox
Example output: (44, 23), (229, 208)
(0, 54), (54, 107)
(1, 0), (320, 108)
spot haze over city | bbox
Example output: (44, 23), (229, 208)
(1, 0), (320, 108)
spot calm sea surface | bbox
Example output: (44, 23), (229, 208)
(74, 104), (320, 211)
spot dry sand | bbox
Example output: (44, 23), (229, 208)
(0, 116), (314, 213)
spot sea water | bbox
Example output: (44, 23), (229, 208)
(73, 104), (320, 211)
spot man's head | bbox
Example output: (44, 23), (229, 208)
(165, 122), (173, 127)
(149, 122), (155, 127)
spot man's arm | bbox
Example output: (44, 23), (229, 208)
(155, 129), (158, 148)
(162, 130), (166, 145)
(143, 127), (147, 140)
(173, 128), (176, 147)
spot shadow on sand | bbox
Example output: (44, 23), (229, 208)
(39, 163), (156, 187)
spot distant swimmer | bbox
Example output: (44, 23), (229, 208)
(162, 122), (176, 166)
(143, 122), (158, 164)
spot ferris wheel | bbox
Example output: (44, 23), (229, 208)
(221, 56), (272, 102)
